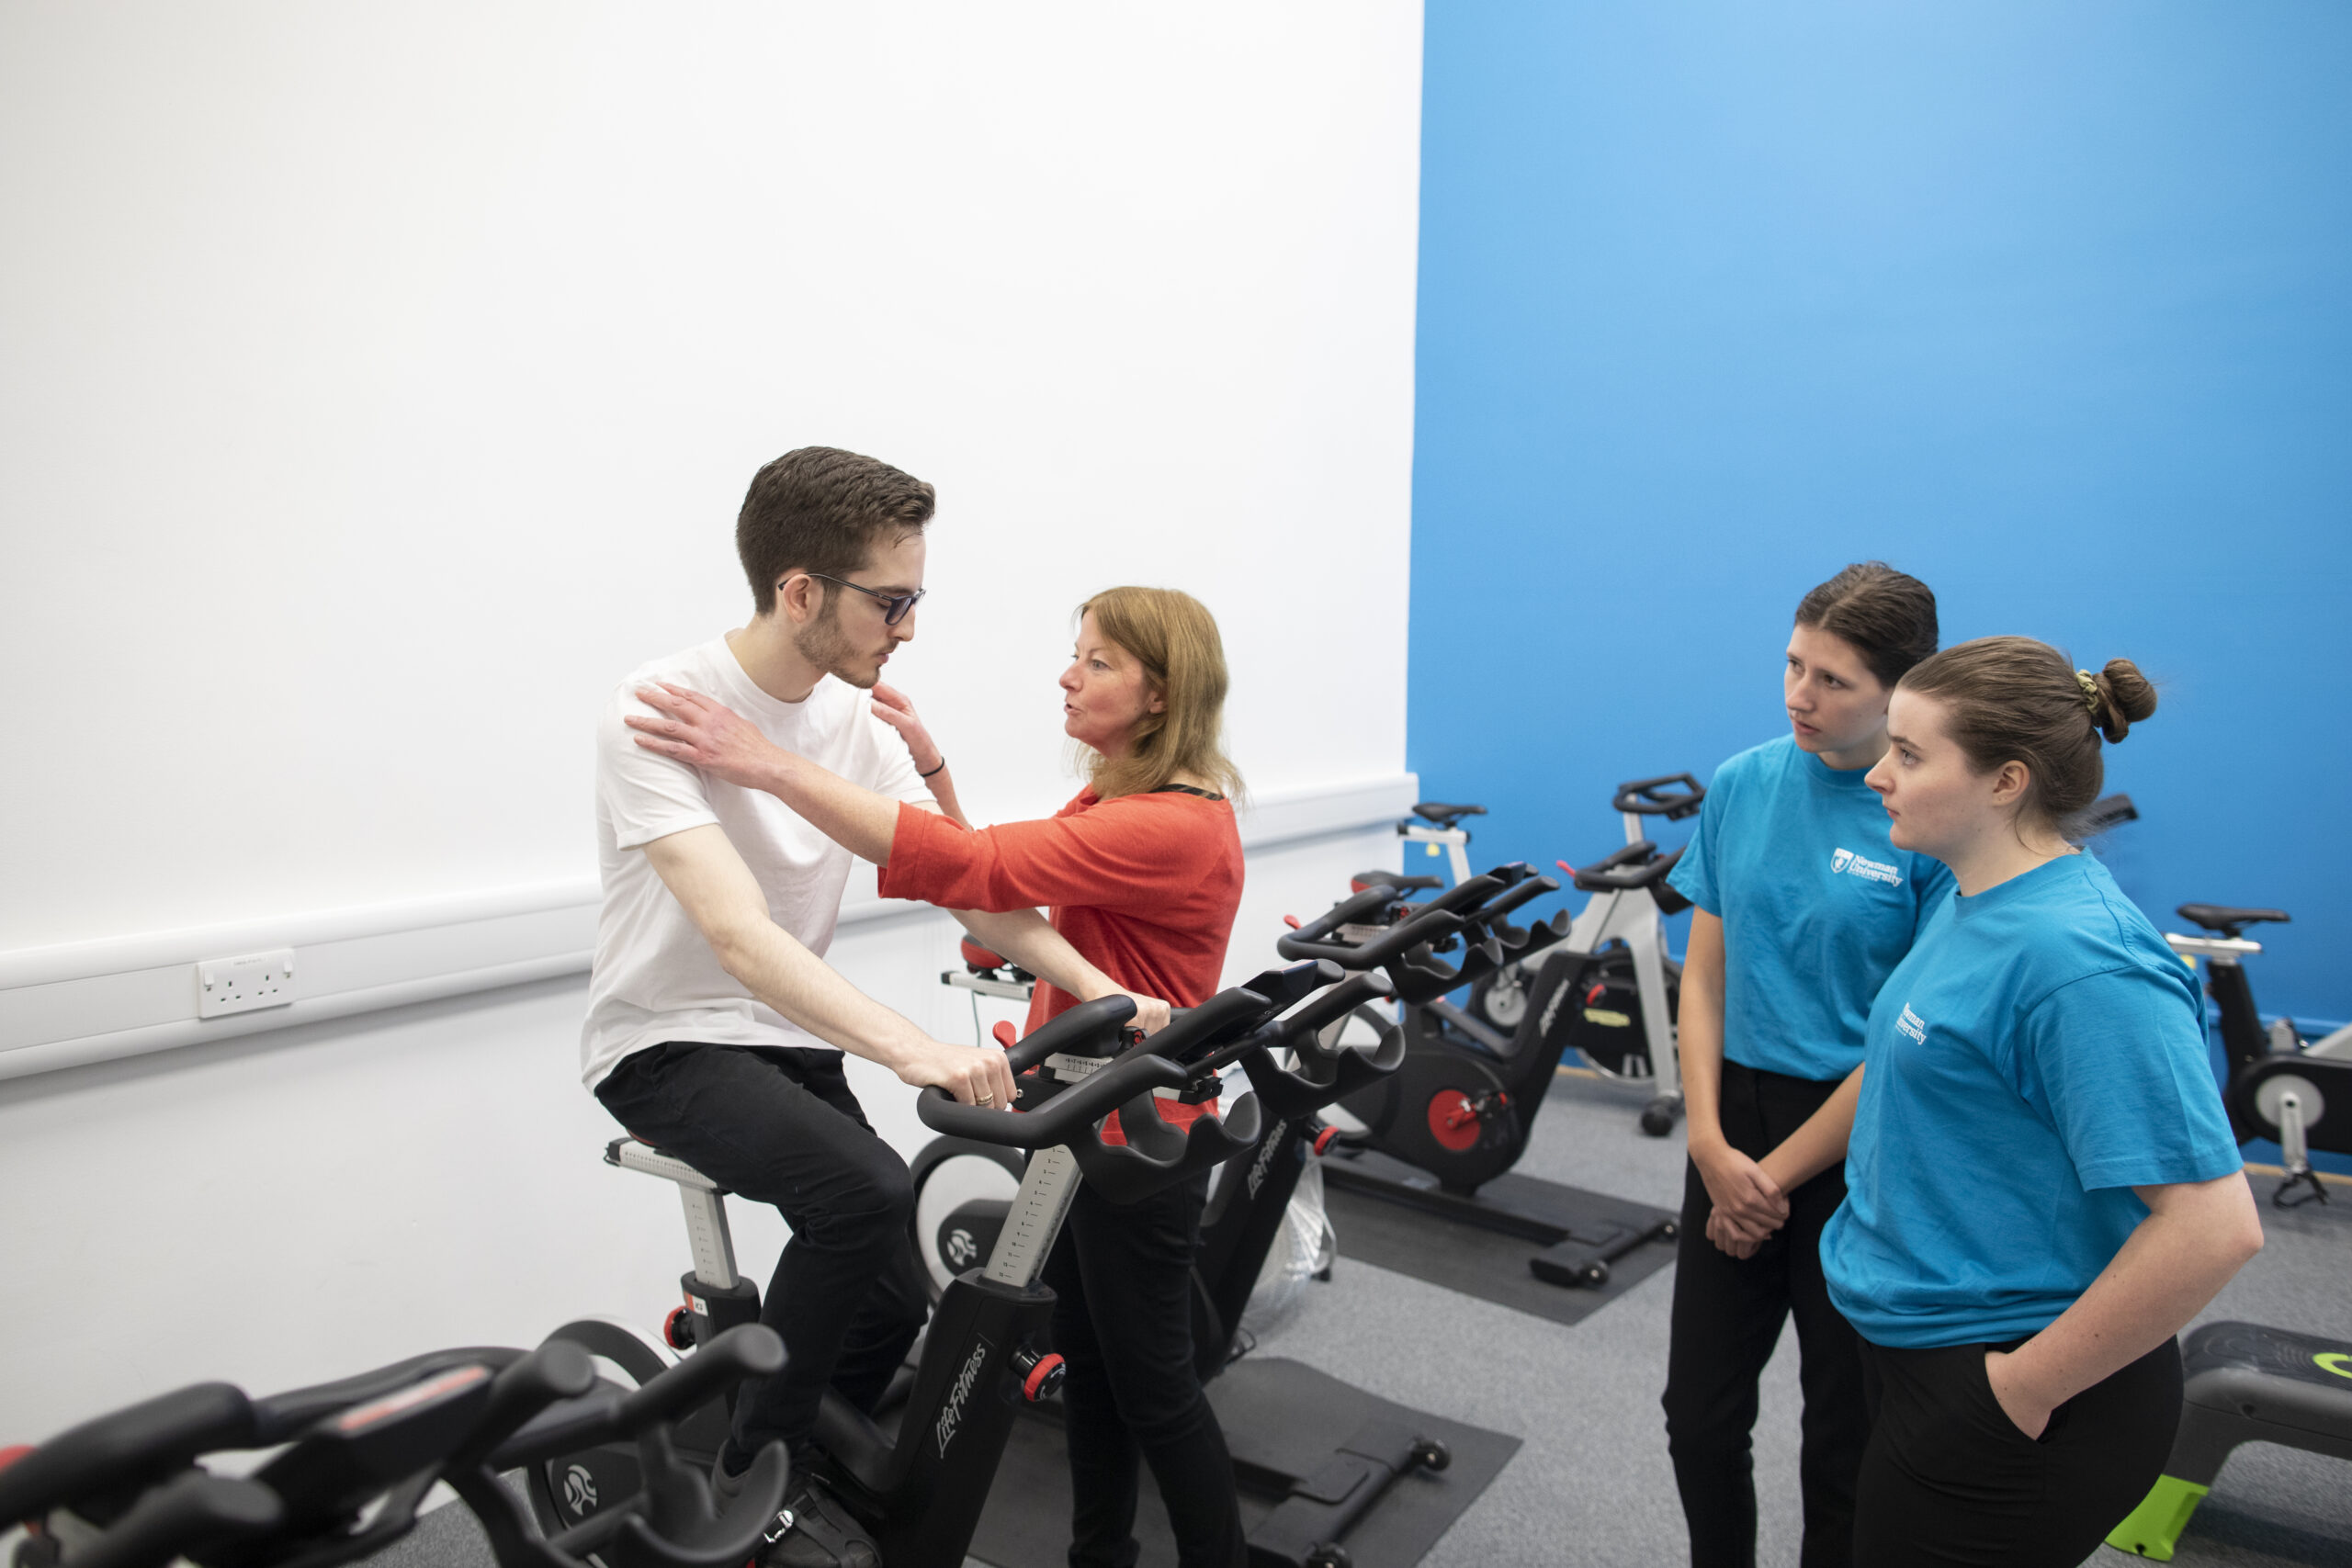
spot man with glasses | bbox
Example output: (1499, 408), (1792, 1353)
(579, 446), (1144, 1546)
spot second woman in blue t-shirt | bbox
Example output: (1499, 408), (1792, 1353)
(1663, 562), (1950, 1568)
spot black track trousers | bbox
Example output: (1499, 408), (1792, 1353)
(1663, 1060), (1868, 1568)
(1851, 1337), (2182, 1568)
(1042, 1173), (1247, 1568)
(594, 1043), (930, 1462)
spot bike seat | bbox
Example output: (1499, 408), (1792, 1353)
(1408, 802), (1487, 829)
(2177, 904), (2291, 938)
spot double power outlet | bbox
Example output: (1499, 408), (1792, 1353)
(197, 948), (299, 1019)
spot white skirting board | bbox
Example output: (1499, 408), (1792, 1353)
(0, 773), (1419, 1081)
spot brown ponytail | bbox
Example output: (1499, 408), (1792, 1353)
(1899, 637), (2157, 836)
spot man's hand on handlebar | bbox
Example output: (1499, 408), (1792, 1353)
(628, 683), (786, 790)
(894, 1035), (1018, 1109)
(869, 682), (944, 775)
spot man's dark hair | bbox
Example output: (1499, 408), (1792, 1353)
(736, 446), (935, 615)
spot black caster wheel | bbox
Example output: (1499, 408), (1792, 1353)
(1639, 1102), (1677, 1137)
(1411, 1437), (1453, 1472)
(1581, 1260), (1610, 1288)
(1306, 1545), (1352, 1568)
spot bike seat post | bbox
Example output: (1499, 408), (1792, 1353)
(608, 1138), (741, 1292)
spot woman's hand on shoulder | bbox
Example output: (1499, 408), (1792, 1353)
(870, 682), (944, 775)
(629, 682), (786, 789)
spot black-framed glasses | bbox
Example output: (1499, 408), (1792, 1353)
(797, 572), (926, 626)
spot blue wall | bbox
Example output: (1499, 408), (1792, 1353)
(1408, 3), (2352, 1037)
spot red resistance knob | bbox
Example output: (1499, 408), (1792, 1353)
(962, 938), (1009, 973)
(0, 1444), (32, 1475)
(1014, 1348), (1067, 1402)
(992, 1021), (1020, 1051)
(1283, 914), (1303, 930)
(1556, 859), (1577, 876)
(663, 1303), (697, 1350)
(1310, 1125), (1340, 1156)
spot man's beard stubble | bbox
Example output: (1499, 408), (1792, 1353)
(791, 602), (878, 691)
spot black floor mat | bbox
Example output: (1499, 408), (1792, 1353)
(1320, 1153), (1679, 1328)
(968, 1356), (1519, 1568)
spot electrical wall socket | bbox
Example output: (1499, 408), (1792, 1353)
(197, 949), (299, 1019)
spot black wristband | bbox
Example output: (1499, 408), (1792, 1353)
(919, 756), (949, 779)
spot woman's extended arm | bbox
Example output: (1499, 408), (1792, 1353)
(629, 682), (904, 861)
(628, 683), (1172, 1030)
(1985, 1173), (2263, 1438)
(1679, 911), (1792, 1248)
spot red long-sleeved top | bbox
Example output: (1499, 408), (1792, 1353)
(877, 785), (1245, 1135)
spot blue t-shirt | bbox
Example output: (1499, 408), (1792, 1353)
(1667, 737), (1953, 1081)
(1821, 852), (2242, 1349)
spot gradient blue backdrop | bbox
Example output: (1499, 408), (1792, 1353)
(1408, 2), (2352, 1075)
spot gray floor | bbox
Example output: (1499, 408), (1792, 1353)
(1242, 1070), (2352, 1568)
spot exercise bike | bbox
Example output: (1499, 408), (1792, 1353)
(2164, 901), (2352, 1209)
(917, 913), (1469, 1568)
(3, 1322), (793, 1568)
(536, 908), (1477, 1568)
(2102, 898), (2352, 1558)
(1376, 778), (1702, 1141)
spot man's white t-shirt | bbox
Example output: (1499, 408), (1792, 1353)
(580, 637), (934, 1089)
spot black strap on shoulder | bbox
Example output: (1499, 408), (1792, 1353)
(1149, 784), (1225, 801)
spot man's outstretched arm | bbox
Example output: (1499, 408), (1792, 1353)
(642, 824), (1014, 1107)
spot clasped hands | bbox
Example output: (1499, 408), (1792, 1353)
(1693, 1140), (1791, 1259)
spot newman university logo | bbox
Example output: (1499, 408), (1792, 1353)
(1831, 847), (1903, 887)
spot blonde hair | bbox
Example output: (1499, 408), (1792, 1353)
(1077, 586), (1245, 805)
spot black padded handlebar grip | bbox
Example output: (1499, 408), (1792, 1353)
(1137, 987), (1283, 1066)
(63, 1473), (284, 1568)
(1001, 994), (1136, 1074)
(1470, 873), (1558, 926)
(0, 1383), (256, 1524)
(1611, 773), (1706, 818)
(618, 1325), (784, 1433)
(450, 1340), (599, 1472)
(251, 1347), (524, 1442)
(916, 1049), (1188, 1145)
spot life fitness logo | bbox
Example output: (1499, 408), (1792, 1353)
(934, 1336), (995, 1458)
(1830, 847), (1903, 887)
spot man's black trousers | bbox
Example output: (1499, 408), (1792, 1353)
(1662, 1059), (1869, 1568)
(594, 1042), (929, 1464)
(1042, 1172), (1247, 1568)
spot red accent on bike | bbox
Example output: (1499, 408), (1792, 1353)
(961, 938), (1008, 971)
(662, 1304), (695, 1350)
(1023, 1353), (1066, 1401)
(1427, 1089), (1483, 1152)
(992, 1021), (1019, 1051)
(0, 1445), (31, 1474)
(1556, 860), (1576, 875)
(1585, 982), (1606, 1005)
(1312, 1126), (1340, 1156)
(1283, 914), (1303, 930)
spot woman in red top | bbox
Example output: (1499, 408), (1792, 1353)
(632, 585), (1250, 1568)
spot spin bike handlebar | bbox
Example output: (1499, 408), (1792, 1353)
(6, 1330), (791, 1568)
(1611, 773), (1705, 819)
(1273, 876), (1495, 966)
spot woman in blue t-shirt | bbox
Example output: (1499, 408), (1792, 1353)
(1662, 562), (1949, 1568)
(1778, 637), (2261, 1568)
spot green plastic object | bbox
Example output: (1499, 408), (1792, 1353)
(2105, 1473), (2211, 1561)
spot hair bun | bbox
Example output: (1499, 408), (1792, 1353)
(2092, 659), (2157, 743)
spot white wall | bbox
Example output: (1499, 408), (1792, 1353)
(0, 0), (1423, 950)
(0, 4), (1422, 1441)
